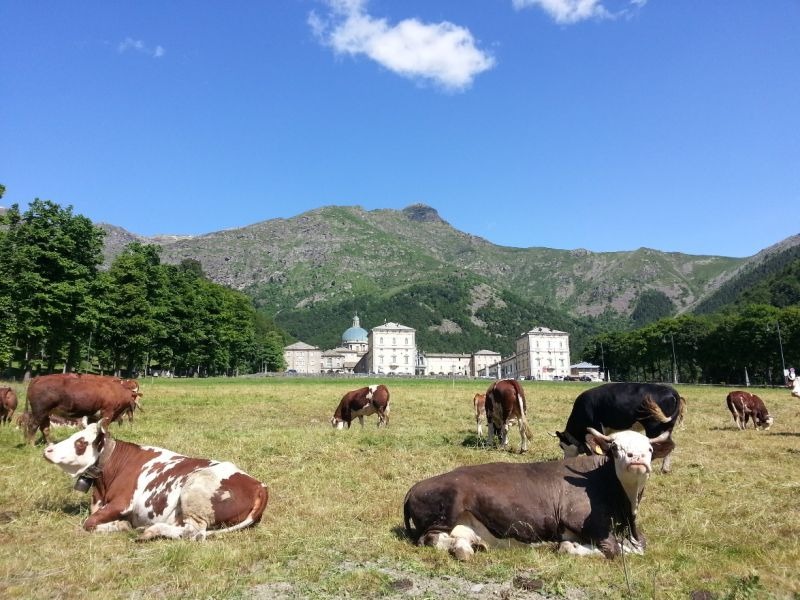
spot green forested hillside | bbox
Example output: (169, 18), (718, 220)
(692, 240), (800, 314)
(273, 273), (598, 356)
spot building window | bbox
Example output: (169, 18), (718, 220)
(393, 337), (396, 346)
(380, 337), (383, 344)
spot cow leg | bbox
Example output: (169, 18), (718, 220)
(656, 436), (676, 474)
(476, 417), (483, 437)
(558, 540), (604, 557)
(138, 521), (205, 542)
(95, 520), (133, 534)
(518, 420), (529, 453)
(358, 415), (365, 428)
(500, 423), (510, 450)
(487, 421), (497, 448)
(83, 504), (131, 532)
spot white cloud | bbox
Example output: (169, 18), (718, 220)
(310, 1), (495, 91)
(118, 37), (165, 58)
(512, 0), (647, 24)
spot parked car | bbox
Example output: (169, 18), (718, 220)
(579, 375), (593, 382)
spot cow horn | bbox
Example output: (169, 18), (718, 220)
(586, 427), (612, 443)
(648, 430), (671, 444)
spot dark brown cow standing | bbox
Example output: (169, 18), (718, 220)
(44, 423), (268, 540)
(0, 387), (18, 425)
(484, 379), (532, 452)
(23, 374), (141, 444)
(330, 384), (390, 429)
(726, 391), (773, 430)
(473, 393), (486, 437)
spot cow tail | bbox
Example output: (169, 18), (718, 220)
(675, 396), (686, 427)
(642, 395), (671, 423)
(402, 490), (417, 542)
(518, 391), (533, 441)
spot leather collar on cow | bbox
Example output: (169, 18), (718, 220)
(73, 431), (117, 492)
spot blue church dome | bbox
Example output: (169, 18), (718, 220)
(342, 315), (368, 343)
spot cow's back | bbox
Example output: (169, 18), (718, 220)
(566, 382), (680, 436)
(405, 456), (615, 543)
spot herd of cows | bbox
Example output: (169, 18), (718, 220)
(0, 373), (797, 560)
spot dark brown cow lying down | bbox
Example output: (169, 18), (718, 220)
(44, 423), (268, 541)
(404, 429), (669, 559)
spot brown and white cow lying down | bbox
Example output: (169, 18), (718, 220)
(1, 387), (18, 425)
(726, 391), (773, 430)
(44, 423), (268, 541)
(404, 429), (670, 560)
(331, 384), (390, 429)
(473, 393), (486, 437)
(485, 379), (532, 452)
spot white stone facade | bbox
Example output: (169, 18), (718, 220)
(423, 353), (471, 376)
(471, 350), (502, 377)
(283, 341), (322, 374)
(367, 322), (416, 375)
(512, 327), (571, 380)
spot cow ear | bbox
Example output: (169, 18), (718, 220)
(585, 429), (611, 455)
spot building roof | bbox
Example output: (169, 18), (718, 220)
(474, 349), (501, 355)
(285, 341), (319, 351)
(424, 353), (471, 359)
(342, 315), (368, 343)
(371, 322), (415, 332)
(321, 349), (345, 357)
(524, 326), (567, 335)
(570, 362), (599, 369)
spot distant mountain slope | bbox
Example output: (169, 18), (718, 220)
(96, 204), (760, 354)
(100, 204), (742, 314)
(689, 234), (800, 314)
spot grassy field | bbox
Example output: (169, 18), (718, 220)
(0, 377), (798, 599)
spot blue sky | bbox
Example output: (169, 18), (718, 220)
(2, 0), (798, 257)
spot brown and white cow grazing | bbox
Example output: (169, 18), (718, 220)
(0, 387), (18, 425)
(44, 423), (268, 541)
(726, 391), (773, 430)
(331, 384), (390, 429)
(473, 393), (486, 437)
(23, 373), (142, 444)
(404, 429), (670, 560)
(484, 379), (532, 452)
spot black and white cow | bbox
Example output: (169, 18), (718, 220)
(554, 382), (685, 473)
(404, 428), (670, 559)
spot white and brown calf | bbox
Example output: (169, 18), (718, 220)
(43, 423), (268, 541)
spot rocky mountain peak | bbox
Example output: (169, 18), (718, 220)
(402, 204), (445, 224)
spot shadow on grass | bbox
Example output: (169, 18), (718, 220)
(391, 525), (411, 542)
(36, 497), (86, 516)
(461, 433), (492, 449)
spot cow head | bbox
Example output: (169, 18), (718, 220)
(586, 428), (670, 514)
(330, 416), (346, 430)
(43, 423), (109, 478)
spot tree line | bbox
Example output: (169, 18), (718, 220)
(0, 197), (286, 379)
(582, 304), (800, 386)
